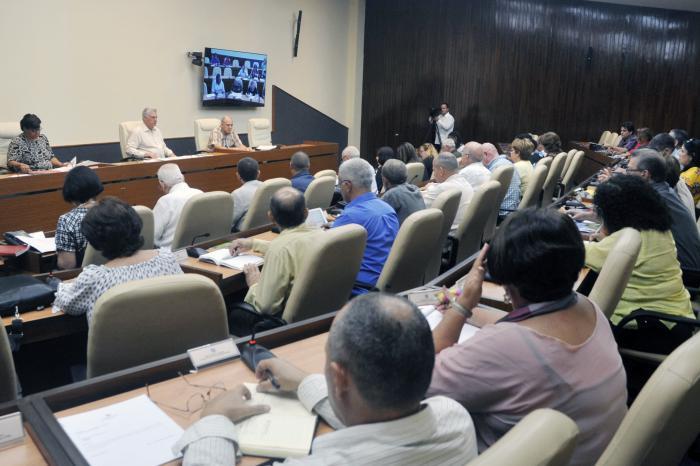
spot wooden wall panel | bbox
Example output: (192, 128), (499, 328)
(361, 0), (700, 156)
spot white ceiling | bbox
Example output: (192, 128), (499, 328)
(587, 0), (700, 13)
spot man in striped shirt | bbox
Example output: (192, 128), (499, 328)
(174, 293), (477, 465)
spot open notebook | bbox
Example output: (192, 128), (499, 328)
(236, 383), (317, 458)
(198, 249), (264, 270)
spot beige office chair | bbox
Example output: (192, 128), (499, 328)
(696, 215), (700, 236)
(223, 67), (233, 79)
(605, 132), (619, 147)
(537, 156), (553, 168)
(194, 118), (220, 152)
(304, 176), (335, 210)
(314, 169), (336, 179)
(540, 152), (567, 206)
(596, 332), (700, 466)
(468, 409), (579, 466)
(281, 225), (366, 322)
(0, 329), (18, 402)
(561, 149), (577, 178)
(588, 228), (641, 319)
(612, 133), (622, 147)
(375, 209), (443, 293)
(561, 150), (585, 192)
(247, 118), (272, 147)
(82, 205), (155, 267)
(238, 178), (291, 231)
(483, 166), (513, 241)
(451, 181), (501, 263)
(517, 164), (548, 210)
(0, 121), (20, 171)
(598, 130), (611, 145)
(118, 121), (141, 159)
(170, 192), (233, 250)
(424, 188), (461, 281)
(87, 274), (229, 378)
(405, 162), (425, 186)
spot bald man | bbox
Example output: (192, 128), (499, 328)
(153, 163), (203, 249)
(459, 141), (491, 190)
(208, 116), (251, 151)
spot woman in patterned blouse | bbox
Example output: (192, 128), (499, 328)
(7, 114), (67, 173)
(53, 197), (183, 325)
(679, 138), (700, 204)
(55, 167), (104, 270)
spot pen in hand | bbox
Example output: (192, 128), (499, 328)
(264, 369), (281, 389)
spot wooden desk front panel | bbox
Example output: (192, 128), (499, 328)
(0, 142), (338, 233)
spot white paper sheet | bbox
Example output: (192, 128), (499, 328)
(420, 305), (479, 343)
(16, 235), (55, 253)
(58, 395), (184, 466)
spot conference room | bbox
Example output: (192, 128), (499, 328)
(1, 0), (700, 465)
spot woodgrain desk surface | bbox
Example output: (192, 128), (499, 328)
(55, 333), (330, 466)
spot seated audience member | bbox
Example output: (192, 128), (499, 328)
(649, 133), (695, 215)
(514, 133), (543, 165)
(607, 121), (637, 154)
(53, 198), (183, 325)
(126, 108), (176, 159)
(289, 151), (314, 193)
(585, 175), (694, 351)
(679, 138), (700, 203)
(538, 131), (562, 159)
(374, 146), (395, 193)
(56, 167), (104, 269)
(396, 142), (420, 164)
(482, 143), (521, 214)
(340, 145), (379, 194)
(509, 137), (534, 196)
(459, 141), (491, 190)
(381, 159), (426, 225)
(228, 78), (244, 100)
(237, 61), (251, 78)
(670, 128), (689, 160)
(247, 79), (261, 103)
(334, 158), (399, 295)
(422, 153), (474, 231)
(228, 188), (315, 317)
(418, 142), (438, 180)
(448, 131), (462, 151)
(7, 114), (67, 173)
(231, 157), (262, 231)
(625, 150), (700, 269)
(153, 164), (203, 249)
(429, 209), (627, 464)
(629, 127), (652, 154)
(211, 73), (225, 97)
(176, 293), (478, 464)
(208, 116), (251, 152)
(441, 138), (461, 159)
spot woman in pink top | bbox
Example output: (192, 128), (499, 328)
(428, 209), (627, 466)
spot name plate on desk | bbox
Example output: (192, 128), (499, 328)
(188, 338), (240, 370)
(172, 248), (189, 263)
(0, 412), (24, 449)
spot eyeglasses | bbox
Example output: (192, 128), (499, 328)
(625, 168), (644, 173)
(146, 372), (226, 417)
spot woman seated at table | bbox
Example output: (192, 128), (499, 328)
(53, 197), (183, 325)
(418, 143), (438, 180)
(536, 131), (562, 161)
(428, 208), (627, 465)
(585, 175), (694, 352)
(508, 137), (534, 196)
(679, 138), (700, 204)
(7, 114), (67, 173)
(56, 166), (104, 270)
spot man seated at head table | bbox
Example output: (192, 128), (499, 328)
(7, 113), (68, 173)
(125, 107), (176, 159)
(174, 292), (478, 465)
(53, 198), (183, 325)
(153, 164), (203, 250)
(228, 187), (316, 319)
(428, 209), (627, 465)
(289, 151), (314, 193)
(380, 159), (426, 225)
(208, 115), (252, 152)
(333, 158), (399, 295)
(231, 157), (262, 231)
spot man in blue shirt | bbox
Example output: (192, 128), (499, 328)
(333, 158), (399, 295)
(482, 142), (521, 215)
(290, 151), (315, 193)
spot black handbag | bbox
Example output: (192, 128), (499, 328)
(0, 275), (56, 317)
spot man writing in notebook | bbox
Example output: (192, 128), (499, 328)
(174, 293), (477, 465)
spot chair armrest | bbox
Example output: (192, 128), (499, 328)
(616, 309), (700, 329)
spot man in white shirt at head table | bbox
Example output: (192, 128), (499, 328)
(126, 107), (176, 159)
(152, 163), (203, 249)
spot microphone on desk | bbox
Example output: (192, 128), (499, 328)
(190, 233), (211, 245)
(240, 322), (280, 388)
(186, 233), (211, 258)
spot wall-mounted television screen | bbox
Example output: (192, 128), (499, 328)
(202, 47), (267, 107)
